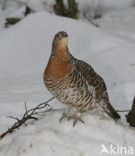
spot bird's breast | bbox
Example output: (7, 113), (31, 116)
(44, 57), (72, 80)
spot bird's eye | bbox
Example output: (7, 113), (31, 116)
(57, 34), (60, 38)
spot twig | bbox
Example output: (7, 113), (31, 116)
(116, 110), (130, 112)
(83, 13), (99, 27)
(24, 101), (27, 112)
(7, 116), (20, 121)
(0, 97), (55, 140)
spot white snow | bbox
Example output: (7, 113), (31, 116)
(0, 0), (135, 155)
(1, 110), (135, 156)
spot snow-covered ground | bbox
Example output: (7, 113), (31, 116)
(0, 0), (135, 155)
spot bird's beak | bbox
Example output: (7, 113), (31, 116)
(62, 37), (68, 42)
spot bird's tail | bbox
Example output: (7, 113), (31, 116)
(99, 92), (121, 120)
(101, 101), (121, 120)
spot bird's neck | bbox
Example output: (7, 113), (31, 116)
(57, 47), (69, 60)
(52, 45), (70, 63)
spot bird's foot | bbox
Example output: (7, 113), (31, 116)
(59, 113), (85, 127)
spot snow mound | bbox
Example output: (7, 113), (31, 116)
(0, 109), (135, 156)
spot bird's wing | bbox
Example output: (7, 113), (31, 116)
(74, 59), (120, 120)
(73, 58), (107, 99)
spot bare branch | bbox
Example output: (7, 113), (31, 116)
(0, 97), (55, 140)
(24, 101), (27, 113)
(7, 116), (20, 121)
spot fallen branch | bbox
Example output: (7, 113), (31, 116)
(0, 97), (55, 140)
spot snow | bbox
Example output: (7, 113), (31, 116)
(0, 110), (135, 156)
(0, 0), (135, 155)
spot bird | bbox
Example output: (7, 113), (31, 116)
(43, 31), (121, 126)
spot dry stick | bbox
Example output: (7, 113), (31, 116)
(83, 13), (99, 28)
(0, 97), (55, 140)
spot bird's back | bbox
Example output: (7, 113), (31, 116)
(73, 58), (107, 99)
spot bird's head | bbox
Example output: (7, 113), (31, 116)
(52, 31), (68, 50)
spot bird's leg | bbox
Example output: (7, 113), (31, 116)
(59, 106), (85, 127)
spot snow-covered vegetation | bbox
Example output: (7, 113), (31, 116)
(0, 0), (135, 155)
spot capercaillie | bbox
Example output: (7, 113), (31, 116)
(44, 31), (120, 126)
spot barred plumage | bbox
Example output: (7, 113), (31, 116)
(44, 31), (120, 126)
